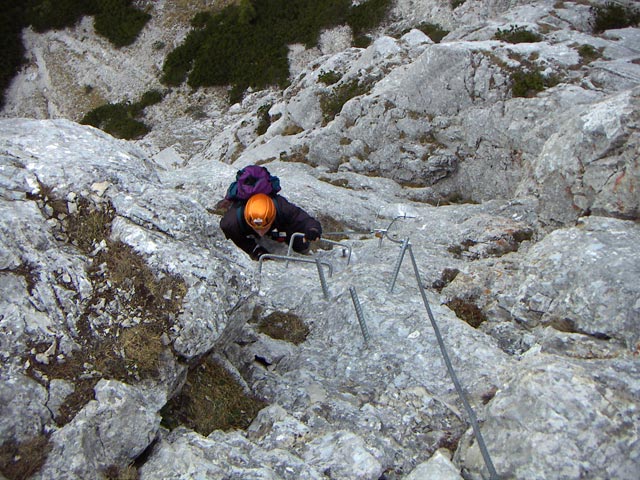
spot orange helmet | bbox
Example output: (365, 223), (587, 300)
(244, 193), (276, 233)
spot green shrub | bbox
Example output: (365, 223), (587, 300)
(591, 1), (640, 33)
(450, 0), (466, 9)
(139, 89), (164, 107)
(256, 103), (273, 135)
(494, 25), (543, 43)
(93, 0), (151, 48)
(417, 22), (449, 43)
(26, 0), (98, 33)
(320, 78), (373, 124)
(1, 0), (149, 108)
(318, 69), (342, 85)
(346, 0), (392, 37)
(161, 30), (206, 86)
(80, 89), (163, 139)
(511, 69), (544, 97)
(577, 43), (603, 63)
(162, 0), (392, 100)
(0, 2), (29, 109)
(511, 68), (558, 97)
(26, 0), (149, 46)
(353, 33), (373, 48)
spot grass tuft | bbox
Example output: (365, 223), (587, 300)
(161, 358), (267, 435)
(577, 44), (603, 63)
(0, 434), (52, 480)
(446, 297), (487, 328)
(494, 25), (543, 43)
(257, 311), (310, 345)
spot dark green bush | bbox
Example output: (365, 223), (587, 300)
(191, 11), (212, 28)
(450, 0), (466, 9)
(495, 25), (543, 43)
(93, 0), (151, 48)
(0, 0), (149, 108)
(256, 103), (273, 135)
(26, 0), (148, 46)
(0, 1), (29, 109)
(161, 30), (206, 86)
(80, 89), (163, 139)
(417, 22), (449, 43)
(512, 70), (543, 97)
(577, 44), (603, 63)
(139, 89), (164, 108)
(346, 0), (392, 37)
(81, 103), (149, 139)
(511, 68), (558, 97)
(320, 78), (372, 124)
(162, 0), (392, 101)
(591, 1), (640, 33)
(318, 70), (342, 85)
(353, 33), (373, 48)
(26, 0), (98, 33)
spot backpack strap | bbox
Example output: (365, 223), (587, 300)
(237, 204), (249, 235)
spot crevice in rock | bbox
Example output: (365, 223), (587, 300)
(446, 297), (487, 328)
(1, 262), (39, 295)
(254, 355), (272, 368)
(160, 356), (267, 436)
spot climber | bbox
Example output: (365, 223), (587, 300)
(220, 192), (322, 260)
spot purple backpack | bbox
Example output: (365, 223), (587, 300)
(225, 165), (281, 201)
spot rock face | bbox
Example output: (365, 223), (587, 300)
(521, 88), (640, 225)
(1, 1), (639, 479)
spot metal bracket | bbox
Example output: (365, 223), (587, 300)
(257, 254), (333, 299)
(287, 232), (352, 265)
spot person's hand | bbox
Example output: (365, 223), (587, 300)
(305, 228), (321, 241)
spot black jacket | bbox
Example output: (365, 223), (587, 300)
(220, 195), (322, 260)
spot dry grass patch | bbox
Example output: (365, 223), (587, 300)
(161, 358), (267, 435)
(101, 464), (139, 480)
(92, 240), (187, 317)
(66, 198), (115, 251)
(257, 311), (310, 345)
(446, 297), (487, 328)
(24, 188), (187, 426)
(432, 268), (460, 292)
(0, 434), (51, 480)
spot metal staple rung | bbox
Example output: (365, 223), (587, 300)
(349, 286), (371, 346)
(315, 257), (330, 299)
(257, 254), (333, 299)
(287, 232), (352, 266)
(389, 237), (410, 293)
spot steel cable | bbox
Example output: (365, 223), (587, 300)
(406, 243), (500, 480)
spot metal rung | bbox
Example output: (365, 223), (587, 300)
(257, 254), (333, 299)
(318, 238), (352, 265)
(287, 232), (352, 265)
